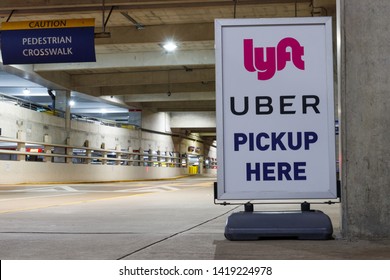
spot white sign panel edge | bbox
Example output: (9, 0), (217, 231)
(215, 17), (337, 200)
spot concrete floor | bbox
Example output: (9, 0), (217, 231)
(0, 174), (389, 260)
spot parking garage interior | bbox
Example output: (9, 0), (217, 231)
(0, 0), (389, 261)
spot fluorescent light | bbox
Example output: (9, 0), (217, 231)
(23, 88), (30, 95)
(69, 100), (75, 107)
(162, 41), (178, 52)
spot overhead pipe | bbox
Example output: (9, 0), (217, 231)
(120, 12), (145, 30)
(233, 0), (238, 18)
(6, 10), (15, 22)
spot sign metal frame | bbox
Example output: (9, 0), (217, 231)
(215, 17), (337, 200)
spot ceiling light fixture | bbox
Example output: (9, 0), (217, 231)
(69, 100), (75, 107)
(162, 41), (178, 52)
(23, 88), (30, 95)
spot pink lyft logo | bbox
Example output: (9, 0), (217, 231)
(243, 37), (305, 80)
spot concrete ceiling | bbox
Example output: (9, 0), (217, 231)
(0, 0), (336, 137)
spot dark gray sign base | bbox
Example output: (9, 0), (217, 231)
(225, 210), (333, 240)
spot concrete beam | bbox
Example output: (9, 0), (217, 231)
(72, 68), (215, 87)
(0, 0), (310, 12)
(170, 111), (216, 128)
(141, 100), (215, 112)
(33, 50), (215, 71)
(77, 82), (215, 96)
(35, 71), (73, 90)
(123, 91), (215, 103)
(0, 58), (71, 91)
(95, 23), (213, 45)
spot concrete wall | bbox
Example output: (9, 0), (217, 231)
(0, 161), (187, 184)
(142, 109), (171, 133)
(340, 0), (390, 238)
(0, 101), (140, 149)
(170, 112), (216, 128)
(0, 102), (216, 154)
(0, 101), (217, 184)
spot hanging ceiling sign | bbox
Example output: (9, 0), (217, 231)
(215, 17), (337, 200)
(1, 19), (96, 65)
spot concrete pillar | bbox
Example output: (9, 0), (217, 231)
(16, 130), (26, 161)
(115, 144), (121, 165)
(198, 156), (203, 174)
(101, 143), (107, 165)
(165, 150), (169, 167)
(43, 134), (52, 163)
(157, 150), (161, 167)
(138, 147), (143, 166)
(55, 90), (71, 133)
(127, 146), (133, 166)
(84, 140), (92, 164)
(339, 0), (390, 238)
(148, 149), (153, 167)
(65, 137), (73, 164)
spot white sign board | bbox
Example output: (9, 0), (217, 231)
(215, 17), (337, 200)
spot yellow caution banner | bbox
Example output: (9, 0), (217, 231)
(1, 18), (95, 31)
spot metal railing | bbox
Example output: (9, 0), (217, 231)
(0, 93), (217, 169)
(0, 137), (185, 167)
